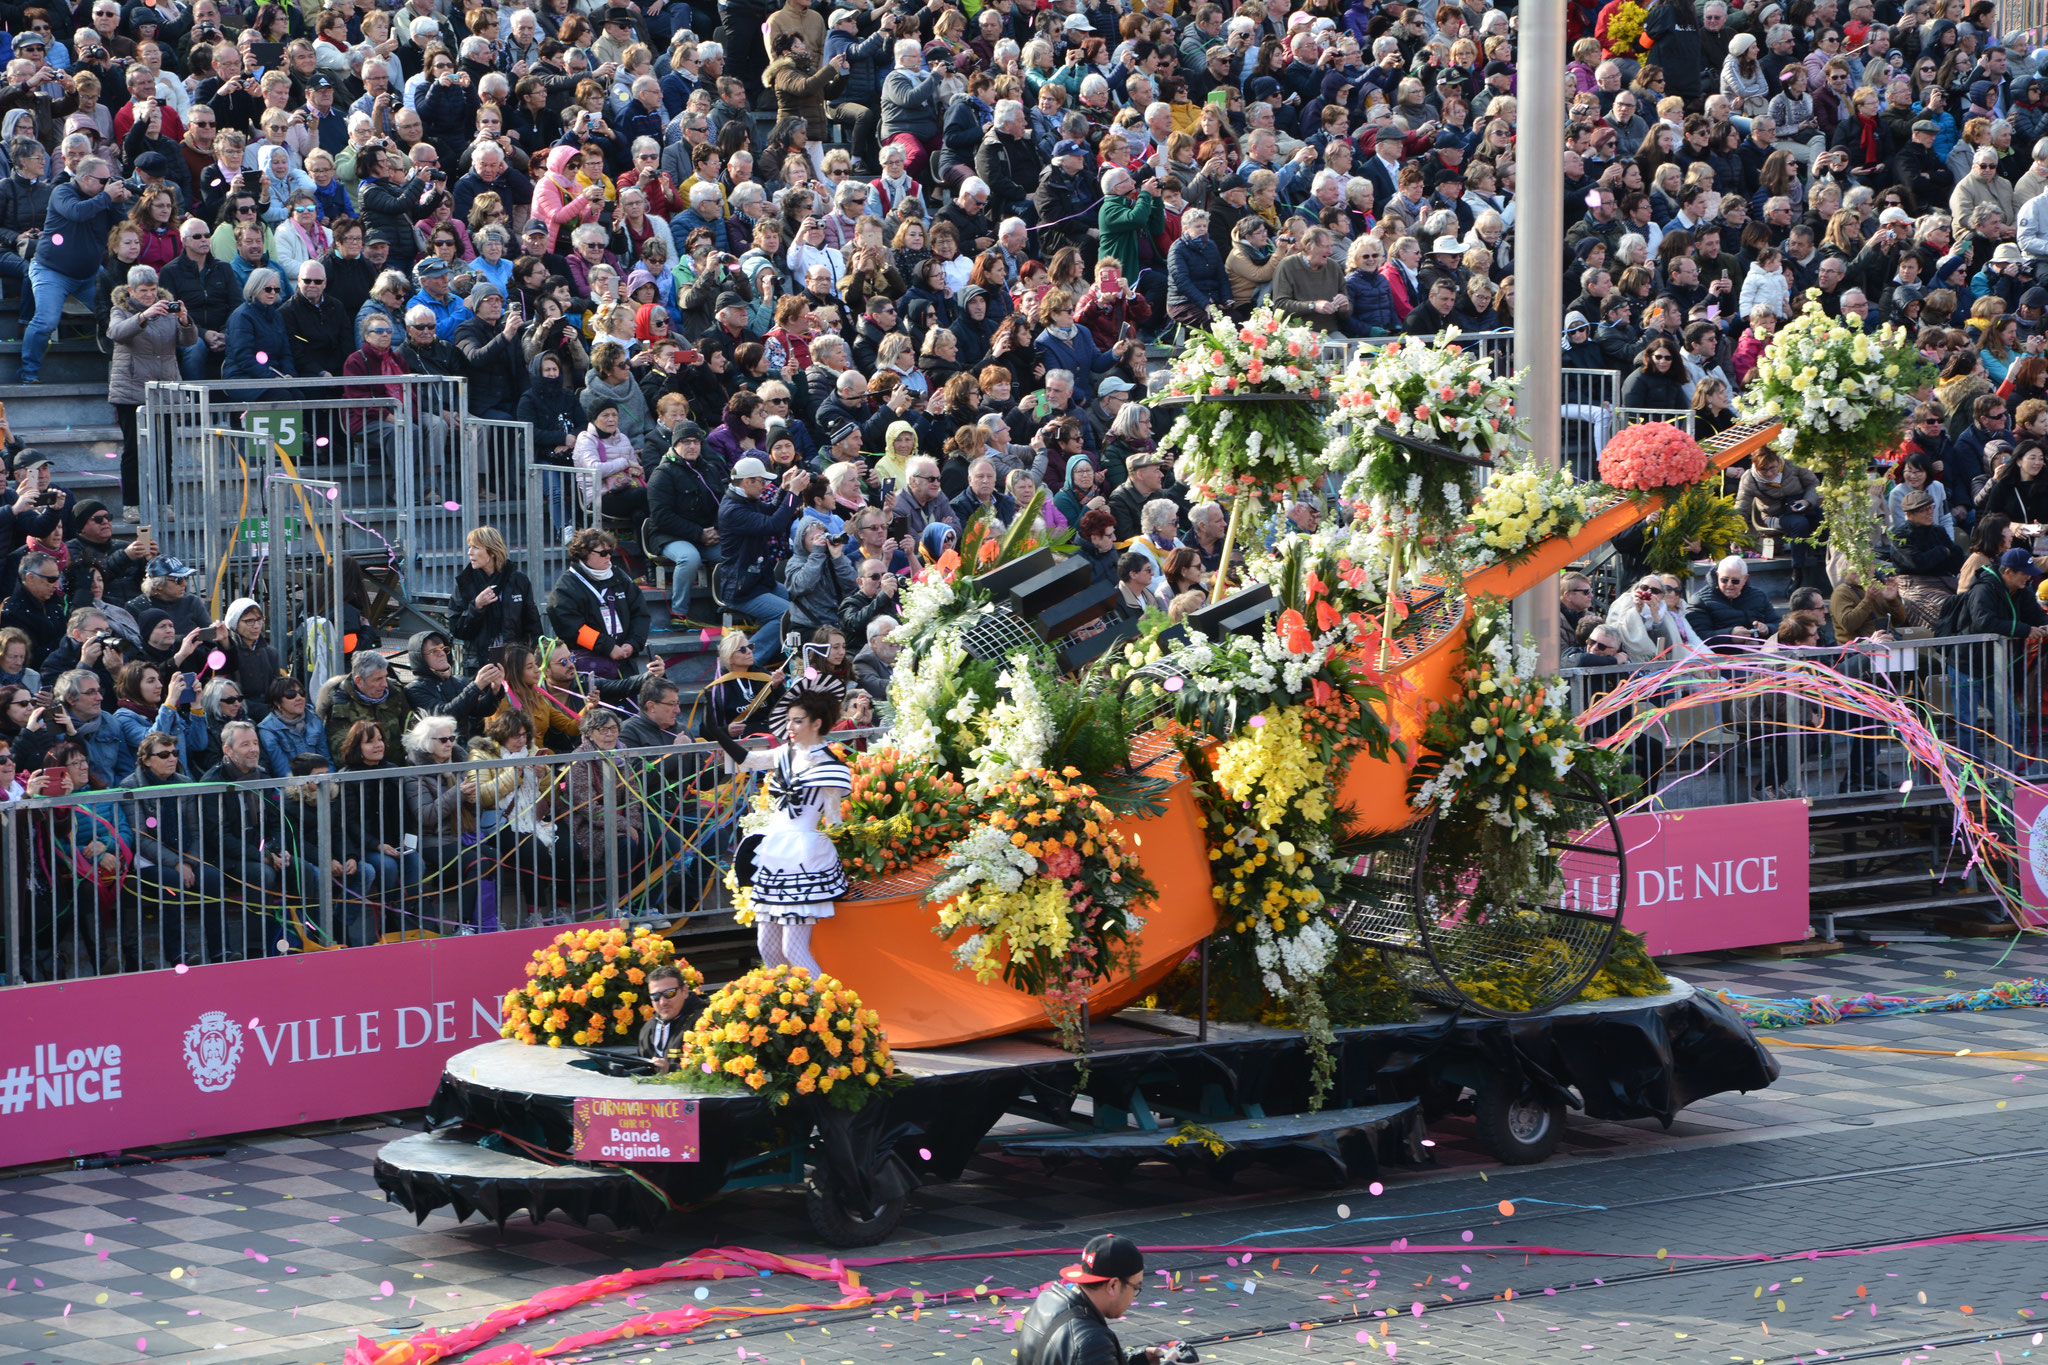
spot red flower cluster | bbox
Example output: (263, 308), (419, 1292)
(1598, 422), (1708, 491)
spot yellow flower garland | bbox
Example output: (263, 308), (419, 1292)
(1209, 705), (1329, 828)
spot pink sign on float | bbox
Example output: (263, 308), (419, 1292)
(570, 1097), (700, 1162)
(1557, 799), (1811, 957)
(0, 925), (571, 1169)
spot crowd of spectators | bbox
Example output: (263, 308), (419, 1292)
(16, 0), (2048, 968)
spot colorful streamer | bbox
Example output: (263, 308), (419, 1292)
(340, 1232), (2048, 1365)
(1575, 646), (2038, 927)
(1716, 977), (2048, 1028)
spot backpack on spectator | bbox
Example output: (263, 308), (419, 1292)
(1934, 576), (1976, 638)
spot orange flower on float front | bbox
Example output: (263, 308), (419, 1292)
(1277, 608), (1313, 654)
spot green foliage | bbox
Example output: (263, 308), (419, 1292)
(1642, 481), (1755, 578)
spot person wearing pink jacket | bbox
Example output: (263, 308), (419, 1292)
(529, 145), (604, 252)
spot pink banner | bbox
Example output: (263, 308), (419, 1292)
(2010, 785), (2048, 925)
(0, 926), (568, 1169)
(1561, 799), (1811, 957)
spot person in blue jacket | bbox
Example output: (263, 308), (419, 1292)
(19, 155), (130, 383)
(1033, 286), (1137, 403)
(1165, 207), (1227, 328)
(222, 267), (298, 402)
(1343, 236), (1398, 336)
(715, 456), (810, 665)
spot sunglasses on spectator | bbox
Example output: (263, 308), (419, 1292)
(650, 987), (681, 1001)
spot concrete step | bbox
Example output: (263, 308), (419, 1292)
(0, 381), (114, 431)
(0, 337), (110, 384)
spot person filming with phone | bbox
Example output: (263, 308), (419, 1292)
(1019, 1234), (1187, 1365)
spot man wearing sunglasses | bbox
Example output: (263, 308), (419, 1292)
(637, 964), (701, 1070)
(0, 550), (67, 669)
(159, 214), (238, 378)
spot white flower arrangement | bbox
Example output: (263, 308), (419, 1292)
(886, 628), (966, 762)
(1252, 912), (1338, 994)
(1327, 335), (1527, 570)
(1738, 296), (1919, 444)
(966, 652), (1056, 796)
(894, 569), (959, 651)
(1737, 292), (1934, 580)
(928, 820), (1039, 903)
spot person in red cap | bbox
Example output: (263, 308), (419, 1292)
(1018, 1233), (1168, 1365)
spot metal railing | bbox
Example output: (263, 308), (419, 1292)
(1614, 406), (1696, 435)
(1560, 634), (2017, 810)
(0, 729), (880, 986)
(525, 463), (599, 595)
(263, 474), (347, 696)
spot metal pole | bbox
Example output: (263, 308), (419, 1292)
(1514, 3), (1566, 673)
(3, 809), (18, 984)
(316, 781), (335, 948)
(603, 759), (623, 916)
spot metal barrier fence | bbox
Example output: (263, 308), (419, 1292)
(1560, 634), (2016, 810)
(1562, 367), (1620, 482)
(139, 375), (529, 613)
(525, 463), (598, 594)
(0, 730), (883, 985)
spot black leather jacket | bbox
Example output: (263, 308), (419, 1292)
(1017, 1284), (1148, 1365)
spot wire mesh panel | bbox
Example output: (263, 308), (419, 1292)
(1403, 771), (1627, 1017)
(1332, 771), (1626, 1018)
(464, 417), (535, 569)
(525, 464), (594, 593)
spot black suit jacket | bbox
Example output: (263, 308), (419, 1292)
(637, 1003), (695, 1059)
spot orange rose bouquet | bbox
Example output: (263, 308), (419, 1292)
(829, 747), (977, 881)
(501, 925), (695, 1048)
(1597, 421), (1709, 492)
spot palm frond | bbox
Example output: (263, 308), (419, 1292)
(998, 486), (1050, 561)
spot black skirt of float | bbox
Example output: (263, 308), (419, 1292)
(375, 979), (1777, 1233)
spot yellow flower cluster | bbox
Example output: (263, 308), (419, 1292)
(1208, 814), (1323, 935)
(672, 963), (894, 1111)
(1210, 706), (1328, 827)
(1469, 464), (1589, 555)
(501, 925), (690, 1049)
(939, 876), (1077, 982)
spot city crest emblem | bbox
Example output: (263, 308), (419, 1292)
(182, 1011), (245, 1093)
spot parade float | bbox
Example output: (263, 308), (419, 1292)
(375, 313), (1783, 1248)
